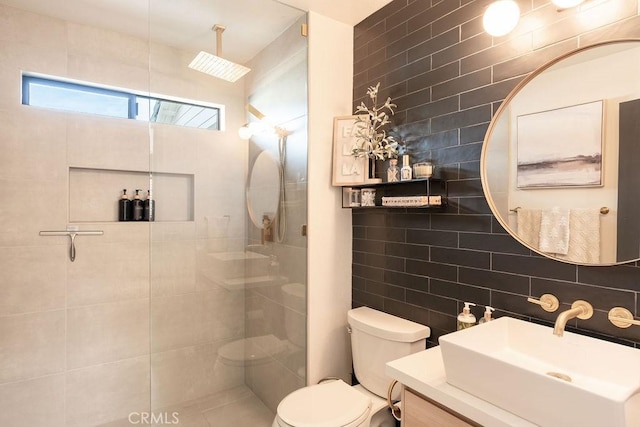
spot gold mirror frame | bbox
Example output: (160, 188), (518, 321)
(480, 39), (640, 266)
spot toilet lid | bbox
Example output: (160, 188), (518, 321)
(277, 380), (371, 427)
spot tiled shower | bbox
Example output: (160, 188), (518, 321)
(0, 1), (307, 426)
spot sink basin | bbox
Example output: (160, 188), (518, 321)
(439, 317), (640, 427)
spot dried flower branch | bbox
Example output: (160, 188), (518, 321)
(351, 82), (399, 160)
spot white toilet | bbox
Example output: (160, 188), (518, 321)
(273, 306), (431, 427)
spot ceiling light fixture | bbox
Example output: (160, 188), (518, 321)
(483, 1), (521, 37)
(551, 0), (586, 8)
(189, 25), (251, 83)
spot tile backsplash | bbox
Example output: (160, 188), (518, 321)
(352, 0), (640, 348)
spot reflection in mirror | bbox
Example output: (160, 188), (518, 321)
(247, 150), (281, 230)
(482, 40), (640, 266)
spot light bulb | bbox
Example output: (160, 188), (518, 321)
(238, 125), (253, 139)
(551, 0), (585, 8)
(483, 1), (520, 37)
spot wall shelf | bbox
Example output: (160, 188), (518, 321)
(342, 178), (447, 209)
(69, 167), (194, 222)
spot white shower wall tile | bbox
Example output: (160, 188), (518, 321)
(150, 222), (197, 242)
(151, 289), (242, 353)
(66, 115), (150, 172)
(0, 244), (66, 316)
(65, 356), (151, 427)
(151, 239), (197, 297)
(0, 5), (66, 48)
(67, 240), (150, 307)
(151, 342), (244, 409)
(0, 310), (65, 384)
(66, 298), (150, 370)
(66, 23), (149, 68)
(0, 374), (65, 427)
(0, 178), (67, 247)
(0, 109), (68, 181)
(150, 124), (202, 174)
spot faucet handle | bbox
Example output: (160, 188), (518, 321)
(608, 307), (640, 328)
(527, 294), (560, 312)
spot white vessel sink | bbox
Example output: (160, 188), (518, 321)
(439, 317), (640, 427)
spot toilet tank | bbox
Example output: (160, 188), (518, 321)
(348, 307), (430, 398)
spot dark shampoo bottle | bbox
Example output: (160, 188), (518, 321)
(118, 189), (132, 221)
(144, 190), (155, 221)
(132, 189), (144, 221)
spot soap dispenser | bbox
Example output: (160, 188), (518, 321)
(131, 189), (144, 221)
(118, 189), (131, 221)
(478, 306), (495, 324)
(457, 302), (476, 330)
(143, 189), (155, 222)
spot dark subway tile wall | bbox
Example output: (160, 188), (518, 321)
(352, 0), (640, 347)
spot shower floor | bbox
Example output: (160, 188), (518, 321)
(153, 386), (274, 427)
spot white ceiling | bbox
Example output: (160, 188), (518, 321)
(1, 0), (392, 64)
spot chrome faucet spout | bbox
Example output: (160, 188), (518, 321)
(553, 300), (593, 337)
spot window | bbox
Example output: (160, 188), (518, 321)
(22, 75), (221, 130)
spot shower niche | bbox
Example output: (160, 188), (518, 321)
(69, 167), (194, 222)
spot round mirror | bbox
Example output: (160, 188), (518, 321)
(247, 151), (281, 229)
(482, 39), (640, 266)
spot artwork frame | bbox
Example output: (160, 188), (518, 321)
(516, 100), (604, 189)
(331, 115), (369, 186)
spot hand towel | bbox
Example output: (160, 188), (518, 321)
(516, 209), (541, 249)
(556, 209), (600, 264)
(539, 207), (570, 255)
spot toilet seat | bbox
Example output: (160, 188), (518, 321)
(276, 380), (372, 427)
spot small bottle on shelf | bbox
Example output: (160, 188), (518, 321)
(118, 189), (131, 221)
(143, 189), (155, 222)
(387, 158), (399, 182)
(131, 189), (144, 221)
(401, 154), (412, 181)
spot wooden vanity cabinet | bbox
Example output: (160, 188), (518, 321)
(401, 388), (479, 427)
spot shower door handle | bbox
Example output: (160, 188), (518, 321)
(39, 230), (103, 262)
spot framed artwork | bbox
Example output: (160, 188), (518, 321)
(331, 115), (369, 186)
(516, 100), (603, 188)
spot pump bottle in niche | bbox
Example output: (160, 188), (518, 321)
(118, 189), (132, 221)
(131, 189), (144, 221)
(144, 190), (155, 221)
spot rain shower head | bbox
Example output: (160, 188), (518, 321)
(189, 25), (251, 83)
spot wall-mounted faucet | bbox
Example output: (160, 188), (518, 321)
(553, 300), (593, 336)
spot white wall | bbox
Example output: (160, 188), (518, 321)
(306, 11), (354, 385)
